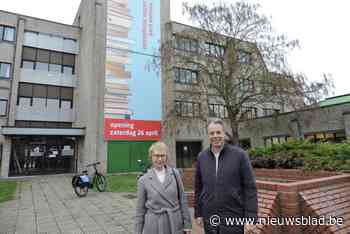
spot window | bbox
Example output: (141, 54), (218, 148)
(264, 135), (292, 146)
(208, 104), (228, 118)
(174, 67), (198, 85)
(240, 106), (257, 120)
(174, 35), (198, 53)
(304, 131), (346, 143)
(0, 63), (12, 78)
(208, 73), (223, 87)
(21, 47), (75, 74)
(0, 25), (16, 42)
(17, 83), (73, 108)
(0, 99), (8, 116)
(237, 50), (251, 64)
(262, 108), (280, 116)
(205, 42), (225, 57)
(175, 101), (200, 117)
(239, 79), (255, 92)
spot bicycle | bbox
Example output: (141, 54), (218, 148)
(71, 161), (107, 197)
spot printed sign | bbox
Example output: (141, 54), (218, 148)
(104, 118), (161, 141)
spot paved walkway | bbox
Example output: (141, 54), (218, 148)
(0, 175), (204, 234)
(0, 175), (137, 234)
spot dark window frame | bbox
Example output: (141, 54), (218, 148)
(17, 82), (73, 109)
(174, 34), (199, 54)
(0, 62), (12, 79)
(208, 103), (228, 118)
(0, 99), (8, 116)
(21, 46), (75, 74)
(0, 25), (16, 42)
(204, 42), (225, 57)
(174, 67), (198, 85)
(175, 100), (201, 117)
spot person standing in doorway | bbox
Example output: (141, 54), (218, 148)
(194, 119), (258, 234)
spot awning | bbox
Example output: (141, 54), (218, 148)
(1, 127), (85, 136)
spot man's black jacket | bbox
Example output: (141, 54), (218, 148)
(194, 144), (258, 220)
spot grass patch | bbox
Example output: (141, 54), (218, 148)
(106, 174), (138, 193)
(0, 181), (17, 203)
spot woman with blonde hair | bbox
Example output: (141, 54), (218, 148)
(135, 141), (192, 234)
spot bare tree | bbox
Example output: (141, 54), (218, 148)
(160, 1), (333, 145)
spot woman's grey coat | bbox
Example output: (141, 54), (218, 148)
(135, 167), (192, 234)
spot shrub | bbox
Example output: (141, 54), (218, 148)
(248, 140), (350, 172)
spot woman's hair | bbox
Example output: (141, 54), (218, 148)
(148, 141), (168, 159)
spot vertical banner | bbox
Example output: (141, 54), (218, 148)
(105, 0), (161, 140)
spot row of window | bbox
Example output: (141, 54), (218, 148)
(15, 120), (72, 128)
(174, 67), (198, 85)
(17, 83), (74, 108)
(175, 101), (201, 117)
(21, 47), (75, 75)
(174, 35), (251, 64)
(24, 31), (77, 52)
(176, 101), (258, 120)
(0, 62), (12, 79)
(0, 25), (16, 42)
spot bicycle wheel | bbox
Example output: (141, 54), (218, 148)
(72, 176), (89, 197)
(95, 173), (107, 192)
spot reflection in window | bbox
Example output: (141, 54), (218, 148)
(0, 63), (11, 78)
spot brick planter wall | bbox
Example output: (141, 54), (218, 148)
(181, 168), (350, 234)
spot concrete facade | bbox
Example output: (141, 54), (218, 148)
(0, 0), (107, 177)
(160, 21), (350, 166)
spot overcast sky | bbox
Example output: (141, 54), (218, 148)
(1, 0), (349, 97)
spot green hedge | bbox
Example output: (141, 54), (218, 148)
(248, 140), (350, 172)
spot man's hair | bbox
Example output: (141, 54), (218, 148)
(207, 118), (225, 129)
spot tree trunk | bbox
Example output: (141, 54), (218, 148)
(229, 120), (240, 146)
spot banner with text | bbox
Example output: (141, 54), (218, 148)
(104, 118), (161, 141)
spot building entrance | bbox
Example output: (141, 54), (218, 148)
(9, 136), (76, 176)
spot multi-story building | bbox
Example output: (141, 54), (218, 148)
(0, 0), (107, 177)
(1, 0), (349, 177)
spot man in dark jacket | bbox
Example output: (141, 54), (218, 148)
(194, 118), (258, 234)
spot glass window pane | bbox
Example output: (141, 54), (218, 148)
(50, 51), (62, 64)
(0, 26), (3, 40)
(33, 85), (47, 98)
(22, 61), (35, 69)
(22, 47), (37, 61)
(63, 66), (73, 75)
(0, 100), (7, 115)
(47, 86), (60, 99)
(19, 83), (33, 97)
(60, 87), (73, 100)
(24, 31), (38, 45)
(36, 62), (49, 71)
(61, 100), (72, 109)
(49, 64), (61, 73)
(0, 63), (11, 78)
(37, 49), (50, 63)
(3, 27), (15, 41)
(63, 54), (75, 66)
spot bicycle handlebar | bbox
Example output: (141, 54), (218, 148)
(86, 162), (101, 167)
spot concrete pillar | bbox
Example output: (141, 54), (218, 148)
(8, 18), (25, 126)
(343, 112), (350, 139)
(1, 138), (11, 177)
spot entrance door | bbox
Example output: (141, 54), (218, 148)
(107, 141), (154, 173)
(9, 136), (76, 176)
(176, 141), (202, 168)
